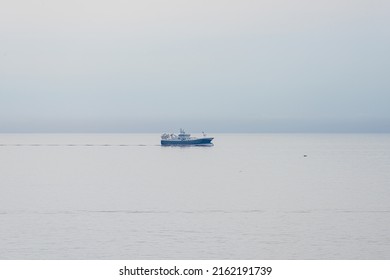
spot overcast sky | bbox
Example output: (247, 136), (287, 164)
(1, 0), (389, 132)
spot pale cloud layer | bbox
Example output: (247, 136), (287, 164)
(1, 0), (389, 132)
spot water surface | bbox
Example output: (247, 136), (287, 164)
(1, 133), (390, 259)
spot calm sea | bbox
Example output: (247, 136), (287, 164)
(1, 133), (390, 259)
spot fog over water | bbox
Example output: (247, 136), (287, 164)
(1, 0), (390, 132)
(2, 0), (390, 263)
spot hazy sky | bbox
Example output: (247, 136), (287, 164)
(1, 0), (389, 132)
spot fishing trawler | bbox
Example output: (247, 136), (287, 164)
(161, 129), (214, 146)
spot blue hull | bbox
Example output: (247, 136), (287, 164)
(161, 137), (214, 146)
